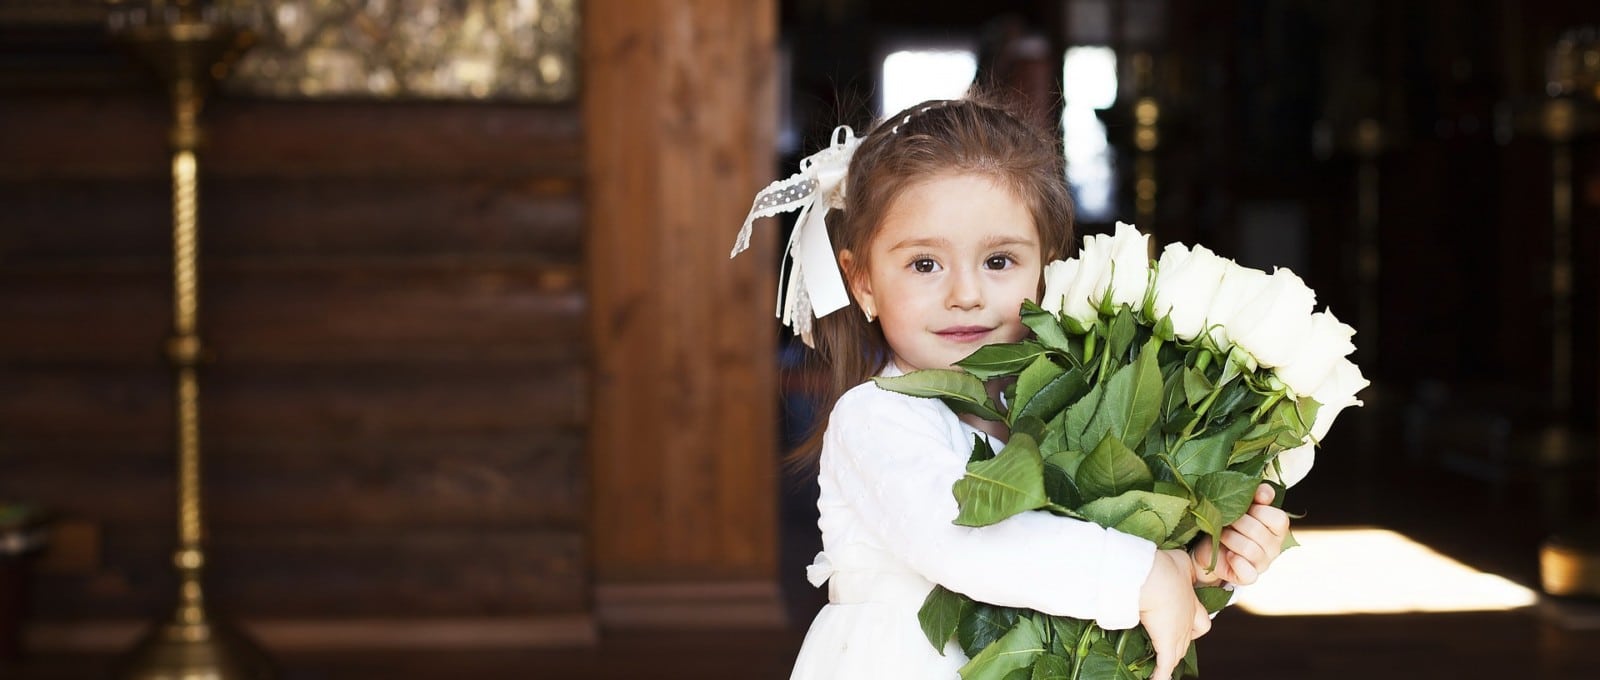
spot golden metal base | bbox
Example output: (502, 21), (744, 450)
(1541, 527), (1600, 598)
(116, 619), (276, 680)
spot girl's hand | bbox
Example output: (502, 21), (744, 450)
(1139, 549), (1211, 680)
(1191, 484), (1292, 586)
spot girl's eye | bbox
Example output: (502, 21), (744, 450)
(985, 254), (1013, 270)
(912, 258), (939, 273)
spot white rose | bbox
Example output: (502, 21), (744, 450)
(1057, 233), (1110, 327)
(1221, 267), (1317, 368)
(1039, 258), (1078, 316)
(1267, 442), (1315, 488)
(1089, 222), (1152, 312)
(1202, 263), (1270, 351)
(1273, 310), (1357, 397)
(1309, 358), (1368, 441)
(1150, 243), (1231, 341)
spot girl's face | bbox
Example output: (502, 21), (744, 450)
(842, 173), (1043, 373)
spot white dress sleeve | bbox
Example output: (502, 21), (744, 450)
(824, 384), (1156, 630)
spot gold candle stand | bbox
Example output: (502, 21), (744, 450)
(108, 1), (275, 677)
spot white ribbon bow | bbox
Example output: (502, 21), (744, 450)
(729, 125), (860, 347)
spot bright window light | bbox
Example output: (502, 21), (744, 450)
(881, 49), (976, 118)
(1062, 46), (1118, 222)
(1063, 46), (1118, 109)
(1232, 527), (1539, 616)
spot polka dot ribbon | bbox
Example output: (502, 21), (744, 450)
(729, 125), (860, 347)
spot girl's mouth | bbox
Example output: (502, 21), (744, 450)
(935, 326), (993, 343)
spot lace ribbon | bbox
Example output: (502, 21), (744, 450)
(729, 126), (860, 347)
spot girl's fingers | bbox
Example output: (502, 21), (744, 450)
(1248, 502), (1292, 536)
(1220, 521), (1269, 563)
(1255, 483), (1275, 504)
(1226, 551), (1261, 585)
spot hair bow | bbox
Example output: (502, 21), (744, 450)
(729, 126), (860, 347)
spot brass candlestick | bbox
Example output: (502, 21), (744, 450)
(107, 1), (274, 677)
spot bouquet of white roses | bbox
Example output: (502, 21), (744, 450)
(875, 223), (1368, 680)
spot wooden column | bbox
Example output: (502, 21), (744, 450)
(583, 0), (782, 627)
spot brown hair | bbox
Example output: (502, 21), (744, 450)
(789, 94), (1076, 470)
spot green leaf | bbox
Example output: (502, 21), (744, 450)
(1207, 380), (1262, 425)
(1195, 586), (1233, 614)
(1021, 301), (1074, 353)
(1107, 307), (1138, 360)
(1172, 418), (1252, 480)
(873, 369), (1004, 421)
(1043, 448), (1086, 477)
(1017, 367), (1092, 425)
(1077, 433), (1154, 501)
(1000, 668), (1034, 680)
(1075, 490), (1190, 543)
(1151, 313), (1176, 342)
(1282, 529), (1301, 551)
(1291, 397), (1321, 439)
(959, 604), (1022, 658)
(1115, 627), (1153, 669)
(919, 585), (973, 653)
(1039, 412), (1071, 459)
(1166, 512), (1201, 547)
(1013, 356), (1067, 421)
(1030, 652), (1071, 680)
(1082, 338), (1164, 451)
(955, 608), (1011, 658)
(1047, 617), (1086, 657)
(1075, 639), (1122, 679)
(959, 341), (1049, 380)
(1194, 470), (1258, 527)
(953, 434), (1048, 527)
(1041, 462), (1084, 509)
(958, 613), (1044, 680)
(1181, 367), (1214, 408)
(1190, 496), (1225, 538)
(970, 433), (997, 464)
(1062, 380), (1105, 452)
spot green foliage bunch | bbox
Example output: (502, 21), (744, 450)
(872, 225), (1367, 679)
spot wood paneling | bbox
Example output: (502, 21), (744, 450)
(0, 177), (583, 260)
(0, 96), (584, 180)
(3, 433), (584, 529)
(32, 529), (587, 619)
(0, 262), (585, 363)
(0, 84), (589, 626)
(583, 0), (780, 608)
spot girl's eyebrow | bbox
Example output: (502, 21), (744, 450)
(983, 235), (1037, 248)
(887, 235), (1038, 251)
(886, 236), (951, 251)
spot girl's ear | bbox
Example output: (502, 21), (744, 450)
(838, 249), (875, 314)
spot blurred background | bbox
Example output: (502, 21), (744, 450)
(0, 0), (1597, 677)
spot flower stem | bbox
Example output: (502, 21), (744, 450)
(1070, 623), (1098, 680)
(1178, 384), (1223, 442)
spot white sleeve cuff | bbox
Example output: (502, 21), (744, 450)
(1092, 528), (1157, 630)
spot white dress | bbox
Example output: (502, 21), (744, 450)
(790, 370), (1158, 679)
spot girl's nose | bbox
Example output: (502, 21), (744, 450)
(947, 267), (984, 310)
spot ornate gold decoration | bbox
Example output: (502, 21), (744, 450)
(216, 0), (579, 100)
(107, 0), (275, 677)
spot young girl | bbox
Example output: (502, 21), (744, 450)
(733, 98), (1290, 680)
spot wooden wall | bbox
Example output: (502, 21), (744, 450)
(0, 0), (782, 647)
(0, 92), (593, 640)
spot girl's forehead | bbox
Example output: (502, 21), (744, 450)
(870, 173), (1039, 248)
